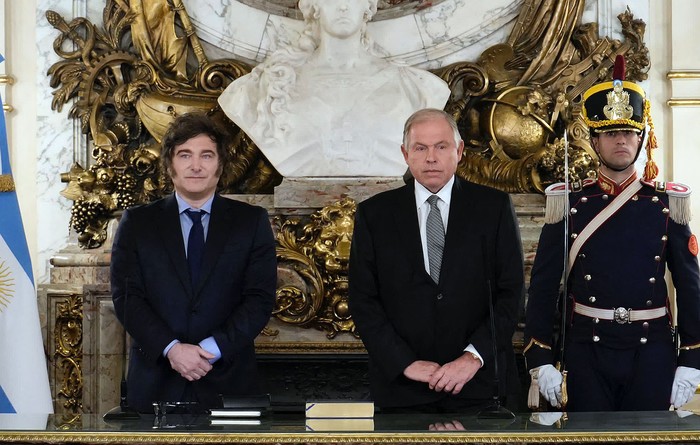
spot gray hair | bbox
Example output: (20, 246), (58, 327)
(402, 108), (462, 148)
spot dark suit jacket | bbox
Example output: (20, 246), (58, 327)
(348, 177), (524, 408)
(111, 194), (277, 412)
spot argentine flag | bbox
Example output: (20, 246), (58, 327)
(0, 53), (53, 414)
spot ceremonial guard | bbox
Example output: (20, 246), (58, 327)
(524, 56), (700, 411)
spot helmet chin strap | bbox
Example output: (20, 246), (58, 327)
(597, 150), (640, 172)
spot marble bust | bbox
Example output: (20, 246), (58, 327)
(218, 0), (450, 177)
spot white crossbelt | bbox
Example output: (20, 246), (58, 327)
(567, 180), (643, 276)
(573, 302), (667, 324)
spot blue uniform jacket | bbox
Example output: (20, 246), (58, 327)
(524, 175), (700, 370)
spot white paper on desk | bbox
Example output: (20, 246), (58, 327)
(210, 418), (262, 426)
(209, 409), (261, 417)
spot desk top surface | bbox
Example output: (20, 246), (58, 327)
(1, 410), (700, 443)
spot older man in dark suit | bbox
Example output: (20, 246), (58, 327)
(349, 108), (524, 412)
(111, 113), (276, 413)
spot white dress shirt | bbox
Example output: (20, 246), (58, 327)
(412, 176), (483, 367)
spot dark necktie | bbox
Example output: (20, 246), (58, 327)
(426, 195), (445, 284)
(185, 209), (205, 287)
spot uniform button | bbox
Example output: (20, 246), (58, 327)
(654, 256), (661, 262)
(589, 296), (596, 303)
(593, 336), (600, 342)
(649, 277), (656, 284)
(570, 208), (578, 215)
(652, 196), (660, 203)
(594, 318), (600, 324)
(571, 233), (578, 239)
(662, 208), (670, 214)
(662, 235), (668, 241)
(579, 253), (586, 259)
(632, 195), (639, 201)
(640, 337), (648, 344)
(643, 322), (649, 328)
(584, 274), (592, 281)
(602, 195), (609, 200)
(437, 293), (443, 300)
(581, 197), (588, 203)
(646, 300), (653, 306)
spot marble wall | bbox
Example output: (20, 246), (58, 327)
(193, 0), (521, 69)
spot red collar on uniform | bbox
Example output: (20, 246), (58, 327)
(597, 171), (638, 195)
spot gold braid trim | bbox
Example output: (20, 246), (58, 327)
(585, 117), (646, 131)
(0, 174), (15, 192)
(523, 338), (552, 354)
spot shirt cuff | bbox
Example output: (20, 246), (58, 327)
(464, 344), (484, 367)
(163, 339), (180, 358)
(199, 336), (222, 364)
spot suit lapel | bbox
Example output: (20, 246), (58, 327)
(158, 195), (191, 293)
(195, 195), (232, 296)
(440, 178), (472, 285)
(393, 181), (432, 282)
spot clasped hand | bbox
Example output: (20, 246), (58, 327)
(403, 353), (481, 395)
(167, 343), (215, 381)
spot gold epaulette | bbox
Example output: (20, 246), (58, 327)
(543, 179), (593, 224)
(642, 180), (692, 225)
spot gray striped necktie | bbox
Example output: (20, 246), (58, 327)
(426, 195), (445, 284)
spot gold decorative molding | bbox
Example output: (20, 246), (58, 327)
(46, 1), (256, 249)
(54, 294), (83, 415)
(667, 72), (700, 107)
(667, 71), (700, 79)
(268, 198), (359, 339)
(667, 99), (700, 107)
(2, 430), (700, 443)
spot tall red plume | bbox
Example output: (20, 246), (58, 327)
(612, 55), (626, 81)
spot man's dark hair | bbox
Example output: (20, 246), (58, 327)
(161, 112), (229, 178)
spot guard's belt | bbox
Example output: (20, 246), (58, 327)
(573, 302), (667, 324)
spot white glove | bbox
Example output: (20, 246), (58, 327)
(537, 364), (563, 408)
(671, 366), (700, 408)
